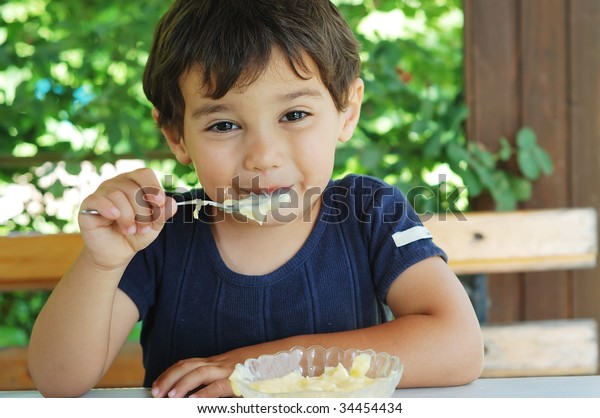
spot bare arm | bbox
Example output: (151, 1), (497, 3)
(152, 256), (484, 398)
(28, 257), (138, 397)
(28, 168), (177, 397)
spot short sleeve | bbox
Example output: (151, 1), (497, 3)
(344, 175), (447, 304)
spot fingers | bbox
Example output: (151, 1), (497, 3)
(189, 378), (234, 398)
(80, 168), (175, 235)
(152, 359), (234, 398)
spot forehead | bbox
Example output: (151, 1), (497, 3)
(180, 48), (322, 98)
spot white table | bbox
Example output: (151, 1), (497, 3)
(394, 376), (600, 397)
(1, 376), (599, 398)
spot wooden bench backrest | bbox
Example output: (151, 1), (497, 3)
(424, 207), (597, 275)
(0, 233), (83, 291)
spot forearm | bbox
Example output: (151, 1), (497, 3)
(229, 313), (483, 388)
(28, 249), (128, 396)
(308, 315), (481, 387)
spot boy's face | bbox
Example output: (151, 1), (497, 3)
(162, 48), (363, 225)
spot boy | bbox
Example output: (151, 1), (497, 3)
(29, 0), (483, 398)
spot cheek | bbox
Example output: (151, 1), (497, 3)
(195, 159), (233, 183)
(187, 147), (236, 186)
(296, 138), (337, 180)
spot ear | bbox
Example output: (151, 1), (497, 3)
(338, 78), (364, 143)
(152, 108), (192, 165)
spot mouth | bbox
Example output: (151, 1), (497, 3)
(219, 187), (293, 225)
(237, 186), (293, 199)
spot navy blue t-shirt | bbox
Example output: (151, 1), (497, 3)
(118, 174), (447, 386)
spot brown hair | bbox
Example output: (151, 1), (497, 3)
(143, 0), (361, 132)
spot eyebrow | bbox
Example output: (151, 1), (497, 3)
(190, 104), (231, 120)
(190, 88), (324, 120)
(277, 88), (323, 103)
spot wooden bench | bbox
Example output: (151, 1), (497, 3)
(0, 207), (597, 389)
(425, 207), (599, 377)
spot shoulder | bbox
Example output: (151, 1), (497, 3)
(329, 174), (407, 205)
(324, 174), (413, 222)
(330, 174), (394, 194)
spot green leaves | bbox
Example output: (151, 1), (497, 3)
(1, 0), (169, 165)
(0, 290), (50, 346)
(334, 2), (553, 214)
(1, 0), (555, 220)
(516, 127), (554, 180)
(443, 127), (551, 211)
(0, 326), (28, 347)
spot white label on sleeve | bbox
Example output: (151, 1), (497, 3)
(392, 226), (432, 248)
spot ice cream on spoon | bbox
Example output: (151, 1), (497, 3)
(192, 190), (292, 225)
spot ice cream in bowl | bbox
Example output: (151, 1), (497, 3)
(229, 345), (403, 398)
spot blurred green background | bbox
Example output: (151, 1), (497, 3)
(0, 0), (552, 346)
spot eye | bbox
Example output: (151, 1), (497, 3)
(207, 121), (239, 133)
(282, 110), (309, 122)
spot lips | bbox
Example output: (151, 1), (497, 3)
(239, 186), (293, 197)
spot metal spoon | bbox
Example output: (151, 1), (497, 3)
(78, 199), (227, 216)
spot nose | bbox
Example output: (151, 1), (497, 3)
(243, 130), (285, 172)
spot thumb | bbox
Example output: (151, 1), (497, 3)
(151, 195), (178, 228)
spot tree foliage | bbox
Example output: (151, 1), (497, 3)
(333, 0), (552, 213)
(0, 0), (553, 233)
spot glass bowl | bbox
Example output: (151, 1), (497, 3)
(229, 345), (403, 398)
